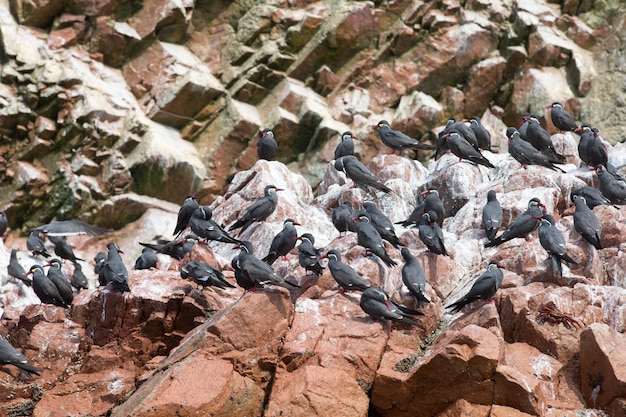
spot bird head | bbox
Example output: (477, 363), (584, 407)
(351, 214), (369, 223)
(341, 131), (357, 141)
(488, 260), (505, 270)
(545, 102), (562, 109)
(373, 120), (390, 130)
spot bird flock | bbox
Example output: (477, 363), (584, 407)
(1, 101), (624, 379)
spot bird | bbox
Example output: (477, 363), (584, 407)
(518, 113), (531, 140)
(440, 132), (495, 168)
(93, 251), (106, 276)
(575, 125), (594, 166)
(359, 287), (423, 326)
(234, 241), (299, 291)
(71, 263), (89, 291)
(396, 187), (445, 227)
(585, 128), (608, 168)
(546, 102), (578, 132)
(173, 195), (199, 237)
(400, 248), (430, 308)
(363, 201), (401, 248)
(262, 218), (300, 265)
(297, 233), (324, 276)
(466, 116), (491, 151)
(99, 243), (130, 292)
(257, 128), (278, 161)
(7, 250), (31, 287)
(352, 214), (397, 267)
(506, 128), (565, 172)
(33, 220), (108, 237)
(482, 190), (503, 242)
(0, 211), (7, 237)
(523, 116), (566, 164)
(231, 255), (255, 291)
(0, 335), (41, 378)
(334, 131), (357, 159)
(180, 260), (235, 290)
(446, 261), (505, 313)
(537, 214), (577, 277)
(49, 235), (84, 263)
(572, 195), (602, 249)
(485, 197), (545, 247)
(570, 187), (612, 209)
(418, 211), (448, 256)
(46, 259), (74, 306)
(331, 201), (357, 236)
(189, 206), (241, 244)
(139, 236), (197, 260)
(323, 249), (371, 293)
(437, 116), (480, 154)
(229, 185), (282, 234)
(27, 230), (50, 258)
(374, 120), (436, 152)
(334, 155), (393, 194)
(134, 247), (158, 270)
(26, 265), (68, 308)
(596, 165), (626, 205)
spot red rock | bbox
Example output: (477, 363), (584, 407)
(464, 56), (507, 116)
(435, 399), (490, 417)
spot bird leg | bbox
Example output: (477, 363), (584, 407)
(525, 235), (533, 242)
(338, 288), (345, 294)
(247, 284), (258, 293)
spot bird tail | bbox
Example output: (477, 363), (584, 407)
(560, 253), (577, 265)
(380, 254), (397, 267)
(413, 293), (431, 309)
(446, 298), (468, 314)
(551, 256), (563, 277)
(311, 263), (324, 277)
(17, 362), (42, 377)
(396, 316), (424, 327)
(262, 253), (279, 265)
(484, 236), (503, 248)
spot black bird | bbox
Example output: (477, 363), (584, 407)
(573, 195), (602, 249)
(231, 255), (255, 291)
(446, 261), (504, 313)
(441, 132), (494, 168)
(297, 233), (324, 276)
(139, 236), (197, 260)
(546, 102), (578, 132)
(99, 243), (130, 292)
(524, 116), (566, 164)
(396, 187), (444, 227)
(359, 287), (423, 326)
(438, 116), (480, 153)
(485, 197), (545, 247)
(26, 265), (68, 308)
(537, 214), (577, 277)
(482, 190), (503, 242)
(506, 128), (565, 172)
(229, 185), (282, 234)
(518, 113), (531, 140)
(466, 116), (491, 151)
(374, 120), (436, 152)
(189, 206), (241, 244)
(71, 263), (89, 291)
(585, 128), (608, 168)
(93, 251), (106, 276)
(331, 201), (357, 236)
(323, 249), (371, 293)
(596, 165), (626, 205)
(49, 236), (84, 263)
(257, 128), (278, 161)
(27, 231), (50, 258)
(33, 220), (108, 237)
(262, 218), (300, 265)
(7, 250), (31, 287)
(0, 212), (7, 237)
(334, 131), (357, 159)
(575, 125), (594, 166)
(134, 247), (158, 270)
(363, 201), (401, 248)
(418, 211), (448, 256)
(570, 187), (612, 209)
(173, 195), (199, 237)
(46, 259), (74, 306)
(334, 156), (393, 194)
(352, 214), (397, 267)
(234, 241), (299, 291)
(400, 248), (430, 308)
(0, 335), (41, 378)
(181, 260), (235, 290)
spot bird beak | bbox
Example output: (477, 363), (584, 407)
(372, 124), (379, 130)
(419, 190), (430, 197)
(276, 188), (284, 192)
(350, 216), (359, 222)
(320, 254), (327, 259)
(293, 222), (302, 226)
(351, 134), (359, 140)
(574, 127), (583, 133)
(233, 244), (241, 250)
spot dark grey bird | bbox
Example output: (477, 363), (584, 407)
(359, 287), (423, 326)
(189, 206), (241, 244)
(524, 116), (566, 164)
(400, 248), (430, 308)
(173, 195), (199, 237)
(482, 190), (503, 242)
(573, 195), (602, 249)
(26, 265), (68, 308)
(374, 120), (436, 152)
(537, 214), (577, 277)
(49, 235), (84, 263)
(438, 116), (480, 153)
(570, 187), (612, 209)
(7, 250), (31, 287)
(99, 243), (130, 292)
(441, 132), (495, 168)
(231, 255), (255, 291)
(363, 201), (401, 248)
(297, 233), (324, 276)
(257, 128), (278, 161)
(485, 197), (545, 247)
(585, 128), (608, 168)
(0, 335), (41, 378)
(134, 247), (158, 270)
(334, 156), (393, 194)
(506, 128), (565, 172)
(323, 249), (371, 293)
(518, 113), (531, 140)
(352, 214), (397, 267)
(93, 251), (106, 276)
(27, 231), (50, 258)
(546, 102), (578, 132)
(596, 165), (626, 205)
(139, 236), (197, 260)
(33, 220), (108, 237)
(234, 241), (299, 291)
(331, 201), (357, 236)
(46, 259), (74, 306)
(575, 125), (594, 166)
(71, 263), (89, 291)
(418, 211), (448, 256)
(396, 187), (444, 227)
(334, 131), (357, 159)
(181, 260), (235, 290)
(229, 185), (282, 234)
(0, 212), (7, 237)
(466, 116), (491, 151)
(446, 261), (505, 313)
(262, 218), (300, 265)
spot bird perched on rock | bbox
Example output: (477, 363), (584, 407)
(297, 233), (324, 276)
(585, 128), (608, 169)
(352, 214), (397, 267)
(71, 263), (89, 291)
(189, 206), (241, 244)
(323, 249), (371, 293)
(93, 251), (106, 276)
(49, 235), (84, 263)
(418, 211), (448, 256)
(546, 102), (578, 132)
(173, 195), (199, 237)
(363, 201), (401, 248)
(576, 124), (593, 166)
(139, 236), (197, 260)
(234, 241), (299, 291)
(537, 214), (577, 277)
(466, 116), (491, 151)
(46, 259), (74, 306)
(374, 120), (436, 152)
(99, 243), (130, 292)
(524, 116), (566, 164)
(485, 197), (545, 247)
(0, 335), (41, 378)
(440, 132), (495, 168)
(0, 211), (7, 237)
(331, 201), (358, 236)
(506, 128), (564, 172)
(262, 218), (300, 265)
(400, 248), (430, 308)
(482, 190), (502, 242)
(359, 287), (423, 326)
(570, 187), (612, 209)
(396, 187), (445, 227)
(446, 261), (504, 313)
(229, 185), (282, 234)
(257, 128), (278, 161)
(7, 250), (31, 287)
(596, 165), (626, 205)
(572, 195), (602, 250)
(436, 116), (480, 156)
(181, 260), (235, 290)
(26, 265), (68, 308)
(334, 155), (393, 194)
(134, 247), (158, 270)
(27, 230), (50, 258)
(334, 131), (357, 159)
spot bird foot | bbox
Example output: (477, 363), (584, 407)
(525, 236), (533, 242)
(338, 288), (345, 294)
(281, 256), (289, 262)
(486, 299), (495, 304)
